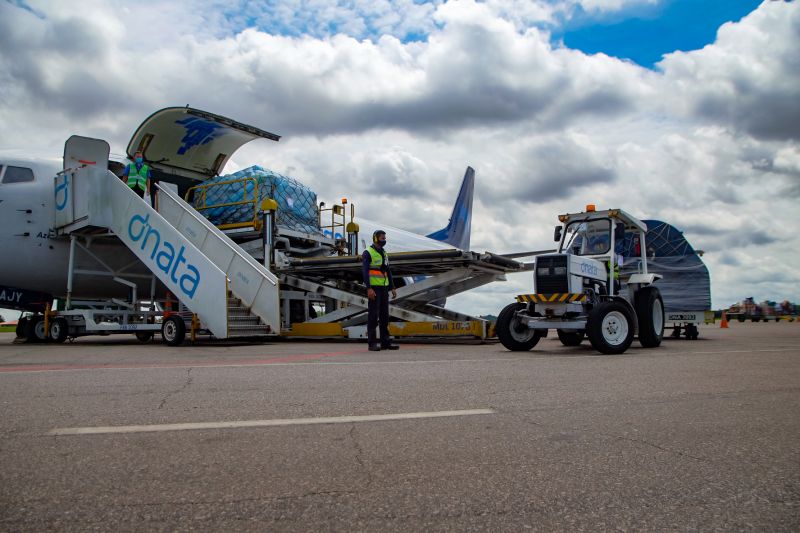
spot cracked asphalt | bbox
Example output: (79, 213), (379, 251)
(1, 322), (798, 531)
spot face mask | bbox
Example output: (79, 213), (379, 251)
(135, 157), (143, 164)
(377, 239), (387, 247)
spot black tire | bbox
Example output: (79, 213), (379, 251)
(25, 316), (48, 343)
(737, 315), (745, 323)
(635, 286), (665, 348)
(587, 300), (634, 355)
(161, 316), (186, 346)
(557, 329), (585, 346)
(135, 331), (154, 343)
(16, 317), (28, 338)
(49, 318), (69, 343)
(497, 302), (542, 351)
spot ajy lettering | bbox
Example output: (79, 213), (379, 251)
(128, 213), (200, 298)
(0, 289), (23, 303)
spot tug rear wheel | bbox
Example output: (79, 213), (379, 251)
(635, 287), (665, 348)
(587, 301), (634, 355)
(497, 302), (542, 351)
(557, 329), (585, 346)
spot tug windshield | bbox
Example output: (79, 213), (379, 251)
(562, 218), (611, 256)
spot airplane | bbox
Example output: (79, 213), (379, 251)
(0, 107), (477, 336)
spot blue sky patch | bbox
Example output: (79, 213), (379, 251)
(556, 0), (764, 69)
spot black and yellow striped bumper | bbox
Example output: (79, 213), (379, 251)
(516, 293), (587, 304)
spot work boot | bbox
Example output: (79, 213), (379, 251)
(382, 344), (400, 350)
(368, 345), (381, 351)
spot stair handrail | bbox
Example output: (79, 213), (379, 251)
(155, 183), (278, 287)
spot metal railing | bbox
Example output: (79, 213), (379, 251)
(185, 177), (260, 231)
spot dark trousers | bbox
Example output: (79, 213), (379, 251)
(367, 286), (390, 347)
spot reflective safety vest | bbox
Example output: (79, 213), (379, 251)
(367, 246), (390, 287)
(126, 163), (149, 191)
(607, 260), (619, 280)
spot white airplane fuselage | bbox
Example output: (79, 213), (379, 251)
(0, 156), (468, 309)
(0, 158), (161, 304)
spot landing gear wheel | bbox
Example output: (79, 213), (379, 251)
(161, 316), (186, 347)
(587, 301), (634, 355)
(49, 318), (69, 343)
(16, 317), (28, 338)
(497, 302), (542, 351)
(635, 287), (664, 348)
(25, 316), (48, 343)
(135, 332), (154, 343)
(557, 329), (585, 346)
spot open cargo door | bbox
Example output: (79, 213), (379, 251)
(127, 107), (280, 182)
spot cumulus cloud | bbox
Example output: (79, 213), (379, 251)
(0, 0), (798, 313)
(658, 0), (800, 142)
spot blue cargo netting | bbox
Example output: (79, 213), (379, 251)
(619, 220), (711, 312)
(192, 166), (321, 235)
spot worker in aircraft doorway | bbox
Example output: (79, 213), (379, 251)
(362, 230), (399, 351)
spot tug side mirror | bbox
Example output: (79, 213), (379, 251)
(554, 226), (562, 242)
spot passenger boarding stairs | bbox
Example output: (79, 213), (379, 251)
(54, 136), (280, 339)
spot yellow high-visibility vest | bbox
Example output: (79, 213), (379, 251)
(367, 246), (389, 287)
(126, 163), (148, 191)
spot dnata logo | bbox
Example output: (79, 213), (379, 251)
(55, 175), (69, 211)
(128, 213), (200, 299)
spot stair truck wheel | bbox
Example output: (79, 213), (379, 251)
(635, 286), (665, 348)
(49, 318), (69, 343)
(16, 317), (28, 338)
(162, 316), (186, 347)
(497, 302), (542, 351)
(25, 316), (48, 343)
(135, 331), (154, 343)
(587, 301), (634, 355)
(557, 329), (585, 346)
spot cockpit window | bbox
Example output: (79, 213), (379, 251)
(2, 165), (35, 184)
(563, 218), (612, 256)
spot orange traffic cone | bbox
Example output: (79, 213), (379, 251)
(720, 311), (729, 329)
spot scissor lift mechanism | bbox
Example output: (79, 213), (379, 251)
(276, 249), (524, 339)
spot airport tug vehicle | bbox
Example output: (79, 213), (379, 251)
(497, 206), (664, 355)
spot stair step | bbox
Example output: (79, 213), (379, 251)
(228, 318), (262, 325)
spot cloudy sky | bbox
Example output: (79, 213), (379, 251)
(1, 0), (798, 317)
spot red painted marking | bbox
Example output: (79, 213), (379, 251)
(0, 348), (369, 374)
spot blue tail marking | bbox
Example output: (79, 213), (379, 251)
(426, 166), (474, 251)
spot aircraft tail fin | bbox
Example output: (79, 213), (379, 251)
(426, 166), (474, 251)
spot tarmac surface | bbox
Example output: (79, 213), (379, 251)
(0, 322), (798, 531)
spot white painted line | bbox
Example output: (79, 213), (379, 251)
(4, 348), (799, 376)
(0, 358), (526, 375)
(50, 408), (496, 436)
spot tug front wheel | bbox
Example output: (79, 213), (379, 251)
(497, 302), (542, 351)
(587, 301), (634, 355)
